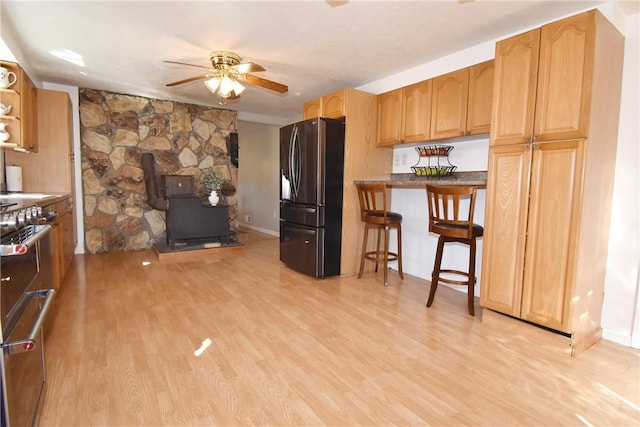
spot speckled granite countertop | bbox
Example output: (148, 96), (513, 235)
(354, 171), (487, 187)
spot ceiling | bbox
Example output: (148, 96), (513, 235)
(1, 1), (635, 124)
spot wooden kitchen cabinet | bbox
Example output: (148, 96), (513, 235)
(302, 88), (347, 120)
(489, 29), (540, 146)
(321, 89), (347, 118)
(480, 10), (624, 355)
(377, 80), (432, 146)
(48, 197), (75, 290)
(481, 140), (584, 330)
(491, 12), (594, 147)
(302, 98), (321, 119)
(430, 61), (494, 140)
(430, 68), (469, 140)
(0, 61), (38, 152)
(5, 89), (76, 289)
(466, 60), (494, 135)
(6, 89), (75, 193)
(376, 88), (402, 146)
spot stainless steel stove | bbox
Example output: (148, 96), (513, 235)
(0, 202), (56, 427)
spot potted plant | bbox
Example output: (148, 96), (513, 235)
(202, 167), (226, 206)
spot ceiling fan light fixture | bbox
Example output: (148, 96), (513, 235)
(218, 76), (236, 98)
(204, 77), (220, 93)
(232, 80), (246, 95)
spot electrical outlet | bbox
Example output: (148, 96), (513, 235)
(273, 211), (277, 219)
(245, 214), (252, 224)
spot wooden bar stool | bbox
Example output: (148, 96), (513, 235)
(355, 183), (404, 287)
(425, 185), (483, 315)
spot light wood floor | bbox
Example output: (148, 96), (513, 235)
(39, 231), (640, 426)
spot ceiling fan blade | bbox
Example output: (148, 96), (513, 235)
(163, 60), (211, 70)
(165, 74), (209, 87)
(241, 74), (288, 93)
(232, 62), (266, 74)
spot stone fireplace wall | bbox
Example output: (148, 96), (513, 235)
(79, 89), (238, 253)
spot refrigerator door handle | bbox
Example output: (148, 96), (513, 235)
(290, 125), (300, 199)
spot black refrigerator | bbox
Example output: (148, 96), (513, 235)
(279, 117), (345, 278)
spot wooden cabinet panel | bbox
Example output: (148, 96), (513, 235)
(6, 89), (74, 193)
(430, 68), (469, 140)
(481, 10), (624, 353)
(303, 98), (321, 120)
(467, 60), (494, 135)
(401, 79), (432, 144)
(480, 144), (531, 316)
(490, 29), (540, 146)
(0, 61), (38, 152)
(521, 140), (584, 331)
(322, 89), (346, 118)
(535, 12), (593, 141)
(376, 88), (402, 146)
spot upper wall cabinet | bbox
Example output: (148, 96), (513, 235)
(321, 89), (347, 118)
(491, 12), (594, 147)
(466, 60), (495, 136)
(303, 98), (321, 120)
(430, 60), (494, 141)
(376, 88), (402, 146)
(0, 61), (38, 152)
(302, 88), (348, 120)
(377, 80), (432, 147)
(430, 68), (470, 140)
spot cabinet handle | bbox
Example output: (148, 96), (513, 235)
(525, 145), (531, 151)
(533, 135), (539, 141)
(532, 144), (540, 150)
(525, 137), (531, 143)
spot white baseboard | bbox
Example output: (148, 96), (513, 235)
(602, 328), (639, 349)
(238, 222), (279, 237)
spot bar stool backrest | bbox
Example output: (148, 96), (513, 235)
(426, 185), (478, 240)
(356, 183), (391, 225)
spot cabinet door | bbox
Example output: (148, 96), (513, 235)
(534, 12), (593, 142)
(6, 89), (73, 192)
(480, 144), (532, 316)
(520, 140), (584, 331)
(466, 60), (494, 135)
(322, 89), (346, 118)
(21, 73), (38, 152)
(430, 68), (469, 140)
(490, 29), (540, 146)
(401, 79), (432, 144)
(303, 98), (321, 119)
(377, 88), (402, 146)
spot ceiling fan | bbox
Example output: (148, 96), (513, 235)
(164, 51), (288, 103)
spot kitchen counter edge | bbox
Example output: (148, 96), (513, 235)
(354, 171), (487, 188)
(0, 193), (72, 213)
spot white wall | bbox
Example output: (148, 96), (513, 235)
(236, 120), (280, 236)
(359, 5), (640, 348)
(602, 10), (640, 347)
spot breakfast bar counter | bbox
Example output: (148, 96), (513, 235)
(354, 171), (487, 187)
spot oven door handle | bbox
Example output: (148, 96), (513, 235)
(3, 289), (56, 354)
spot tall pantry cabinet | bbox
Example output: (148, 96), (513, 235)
(480, 10), (624, 355)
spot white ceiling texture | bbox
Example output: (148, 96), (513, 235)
(1, 0), (635, 124)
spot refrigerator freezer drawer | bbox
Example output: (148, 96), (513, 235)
(280, 221), (337, 278)
(280, 202), (325, 227)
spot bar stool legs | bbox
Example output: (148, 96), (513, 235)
(358, 223), (403, 287)
(426, 235), (477, 316)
